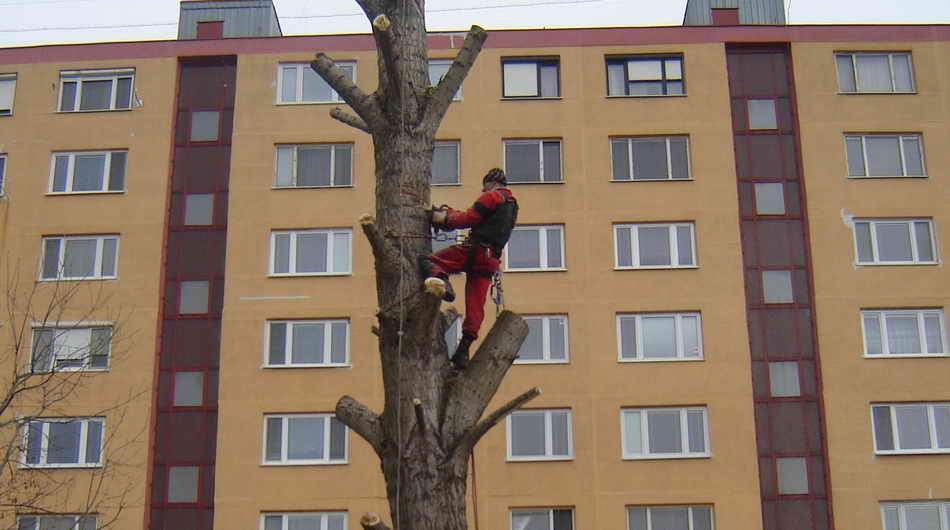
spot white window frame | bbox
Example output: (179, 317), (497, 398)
(16, 514), (98, 530)
(432, 140), (460, 185)
(880, 501), (950, 530)
(0, 73), (15, 116)
(274, 144), (353, 188)
(616, 312), (703, 362)
(265, 319), (350, 367)
(626, 505), (715, 530)
(845, 134), (926, 178)
(428, 59), (462, 101)
(40, 235), (119, 281)
(58, 68), (134, 112)
(506, 409), (574, 461)
(504, 225), (566, 272)
(502, 57), (561, 98)
(514, 315), (570, 364)
(614, 222), (697, 269)
(610, 136), (691, 181)
(277, 62), (356, 104)
(48, 150), (127, 194)
(262, 413), (348, 465)
(872, 402), (950, 455)
(510, 508), (574, 530)
(261, 512), (349, 530)
(31, 323), (113, 372)
(621, 407), (711, 460)
(503, 139), (563, 183)
(853, 218), (938, 265)
(269, 229), (352, 276)
(861, 309), (948, 357)
(20, 417), (105, 468)
(0, 153), (6, 196)
(606, 55), (685, 97)
(835, 52), (915, 93)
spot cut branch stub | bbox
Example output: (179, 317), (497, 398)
(335, 395), (385, 456)
(311, 53), (386, 130)
(423, 25), (488, 135)
(360, 513), (392, 530)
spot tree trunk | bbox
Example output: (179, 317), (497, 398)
(309, 2), (539, 529)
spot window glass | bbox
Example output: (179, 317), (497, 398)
(174, 372), (204, 406)
(59, 69), (134, 111)
(0, 75), (15, 115)
(279, 62), (354, 103)
(505, 226), (564, 271)
(184, 194), (214, 225)
(611, 137), (690, 181)
(167, 466), (199, 503)
(270, 229), (352, 275)
(264, 414), (346, 463)
(606, 56), (684, 96)
(763, 270), (793, 303)
(179, 281), (209, 314)
(622, 407), (708, 458)
(777, 457), (808, 494)
(769, 361), (801, 397)
(748, 99), (778, 129)
(614, 223), (695, 269)
(846, 134), (925, 177)
(873, 403), (950, 453)
(508, 409), (572, 460)
(432, 141), (459, 185)
(190, 111), (219, 141)
(754, 182), (786, 215)
(504, 62), (538, 97)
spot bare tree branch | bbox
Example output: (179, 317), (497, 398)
(331, 108), (372, 134)
(336, 395), (385, 455)
(311, 53), (386, 130)
(423, 25), (488, 135)
(455, 387), (540, 455)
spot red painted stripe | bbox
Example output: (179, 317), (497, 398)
(1, 25), (949, 64)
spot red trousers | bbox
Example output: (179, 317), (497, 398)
(428, 244), (500, 340)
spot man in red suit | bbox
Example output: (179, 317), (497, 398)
(420, 168), (519, 369)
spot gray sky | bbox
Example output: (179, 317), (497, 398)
(1, 0), (949, 48)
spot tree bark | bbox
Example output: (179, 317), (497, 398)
(314, 2), (534, 529)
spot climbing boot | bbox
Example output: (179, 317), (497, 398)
(418, 256), (455, 302)
(451, 335), (475, 370)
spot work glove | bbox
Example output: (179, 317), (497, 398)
(427, 205), (449, 229)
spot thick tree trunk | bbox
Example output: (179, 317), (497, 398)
(310, 2), (538, 529)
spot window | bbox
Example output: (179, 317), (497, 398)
(504, 139), (562, 183)
(516, 315), (569, 363)
(184, 194), (214, 226)
(263, 414), (347, 464)
(0, 154), (6, 195)
(189, 110), (219, 141)
(41, 235), (119, 280)
(621, 407), (709, 459)
(270, 229), (352, 276)
(511, 508), (573, 530)
(777, 457), (809, 494)
(428, 59), (462, 100)
(173, 372), (204, 406)
(502, 58), (560, 98)
(754, 182), (786, 215)
(31, 326), (111, 372)
(747, 99), (778, 130)
(862, 309), (947, 357)
(507, 409), (572, 461)
(432, 140), (459, 185)
(627, 506), (713, 530)
(762, 270), (794, 303)
(853, 219), (936, 265)
(880, 501), (950, 530)
(0, 73), (15, 115)
(196, 20), (223, 40)
(179, 281), (209, 314)
(263, 512), (348, 530)
(21, 418), (104, 468)
(444, 317), (462, 351)
(17, 515), (97, 530)
(845, 134), (925, 178)
(872, 403), (950, 454)
(267, 319), (350, 367)
(614, 223), (696, 269)
(617, 313), (702, 361)
(278, 62), (355, 104)
(59, 68), (134, 112)
(607, 55), (684, 96)
(505, 225), (565, 271)
(275, 144), (353, 188)
(49, 150), (127, 193)
(167, 466), (199, 503)
(769, 361), (801, 397)
(611, 136), (690, 181)
(836, 52), (914, 93)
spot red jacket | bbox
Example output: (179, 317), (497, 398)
(445, 188), (515, 229)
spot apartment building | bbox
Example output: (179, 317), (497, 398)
(1, 0), (948, 529)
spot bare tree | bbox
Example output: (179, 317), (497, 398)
(0, 263), (144, 530)
(310, 2), (537, 530)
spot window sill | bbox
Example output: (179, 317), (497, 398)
(503, 268), (567, 273)
(846, 175), (928, 179)
(262, 363), (352, 369)
(276, 101), (347, 106)
(268, 273), (352, 278)
(272, 185), (354, 190)
(622, 454), (711, 461)
(618, 357), (704, 363)
(606, 94), (687, 99)
(32, 367), (110, 374)
(261, 461), (348, 466)
(506, 456), (574, 462)
(837, 91), (918, 95)
(19, 463), (104, 469)
(855, 262), (940, 267)
(875, 449), (950, 456)
(864, 353), (949, 359)
(38, 277), (118, 282)
(610, 178), (693, 183)
(432, 182), (463, 187)
(613, 266), (699, 271)
(46, 190), (125, 196)
(56, 108), (132, 114)
(500, 96), (562, 101)
(512, 359), (570, 365)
